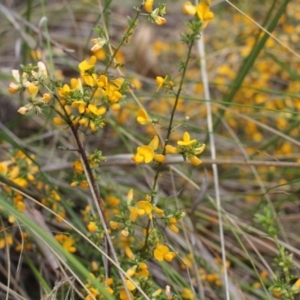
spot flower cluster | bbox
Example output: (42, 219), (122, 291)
(53, 58), (125, 132)
(166, 131), (205, 166)
(131, 135), (165, 164)
(183, 1), (214, 29)
(8, 62), (51, 114)
(144, 0), (167, 25)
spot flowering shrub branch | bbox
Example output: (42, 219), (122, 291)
(1, 0), (214, 299)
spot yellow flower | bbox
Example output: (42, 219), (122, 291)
(107, 195), (121, 207)
(182, 1), (196, 15)
(125, 246), (135, 259)
(73, 160), (84, 173)
(154, 154), (165, 163)
(132, 146), (154, 164)
(43, 93), (51, 102)
(82, 73), (98, 87)
(152, 289), (162, 297)
(148, 135), (159, 150)
(136, 262), (149, 277)
(31, 61), (48, 80)
(129, 206), (144, 222)
(154, 206), (164, 215)
(132, 136), (161, 164)
(121, 228), (129, 237)
(55, 234), (76, 253)
(195, 144), (206, 155)
(120, 289), (134, 300)
(272, 290), (281, 298)
(189, 155), (202, 166)
(168, 217), (179, 233)
(292, 278), (300, 293)
(109, 221), (119, 230)
(153, 244), (176, 262)
(0, 235), (13, 249)
(28, 83), (39, 96)
(85, 287), (99, 300)
(144, 0), (153, 13)
(165, 145), (178, 154)
(87, 222), (98, 232)
(80, 180), (89, 189)
(156, 75), (167, 91)
(153, 15), (166, 25)
(8, 69), (30, 94)
(97, 75), (108, 88)
(78, 56), (97, 74)
(53, 117), (64, 126)
(93, 48), (106, 61)
(126, 266), (137, 277)
(127, 189), (134, 205)
(125, 281), (136, 293)
(72, 101), (86, 114)
(51, 190), (61, 201)
(13, 177), (28, 188)
(137, 200), (153, 216)
(137, 109), (150, 125)
(177, 132), (196, 146)
(87, 104), (106, 116)
(196, 2), (214, 29)
(181, 287), (195, 299)
(91, 37), (107, 52)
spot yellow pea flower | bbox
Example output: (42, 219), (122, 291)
(43, 93), (51, 102)
(82, 73), (98, 87)
(136, 262), (149, 277)
(13, 177), (28, 188)
(154, 154), (165, 163)
(127, 188), (134, 205)
(144, 0), (153, 13)
(71, 101), (86, 114)
(195, 144), (206, 155)
(168, 217), (179, 233)
(97, 75), (108, 88)
(156, 75), (167, 91)
(53, 117), (64, 126)
(132, 135), (162, 164)
(153, 15), (166, 25)
(78, 56), (97, 73)
(120, 289), (134, 300)
(8, 69), (30, 94)
(182, 287), (195, 299)
(137, 109), (150, 125)
(137, 200), (153, 215)
(153, 244), (176, 262)
(196, 2), (214, 29)
(196, 2), (214, 21)
(189, 155), (202, 166)
(109, 221), (119, 230)
(87, 104), (106, 116)
(91, 37), (107, 52)
(126, 266), (137, 277)
(28, 84), (38, 96)
(165, 145), (178, 154)
(132, 146), (155, 164)
(125, 246), (135, 259)
(72, 160), (84, 173)
(87, 222), (98, 232)
(129, 206), (144, 222)
(148, 135), (159, 150)
(177, 132), (197, 146)
(55, 234), (76, 253)
(182, 1), (196, 15)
